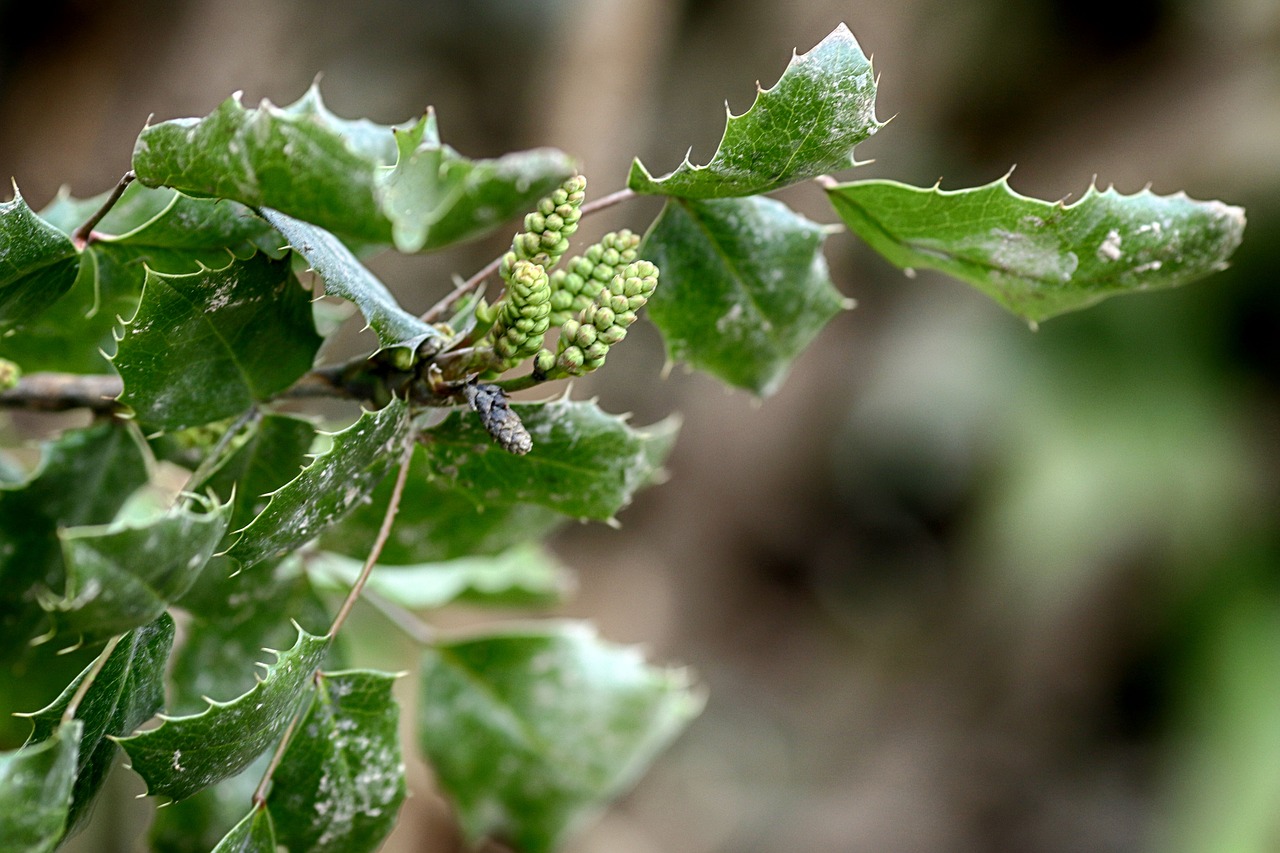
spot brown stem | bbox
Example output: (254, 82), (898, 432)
(72, 171), (136, 249)
(251, 697), (305, 807)
(578, 186), (636, 217)
(0, 372), (124, 413)
(327, 440), (415, 636)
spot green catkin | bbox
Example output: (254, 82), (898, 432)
(489, 259), (552, 370)
(546, 229), (642, 327)
(537, 259), (659, 379)
(499, 175), (586, 281)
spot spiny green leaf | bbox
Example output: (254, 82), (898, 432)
(322, 445), (567, 564)
(117, 627), (330, 801)
(642, 195), (847, 395)
(133, 85), (575, 252)
(113, 253), (322, 430)
(268, 670), (406, 853)
(149, 756), (267, 853)
(423, 398), (679, 521)
(629, 23), (881, 198)
(0, 423), (149, 663)
(0, 188), (81, 333)
(210, 804), (277, 853)
(48, 500), (229, 639)
(133, 88), (394, 245)
(191, 413), (317, 533)
(308, 544), (572, 610)
(172, 558), (332, 714)
(419, 623), (704, 853)
(22, 615), (174, 833)
(380, 110), (577, 252)
(825, 177), (1248, 322)
(0, 721), (81, 852)
(261, 209), (441, 350)
(228, 398), (412, 570)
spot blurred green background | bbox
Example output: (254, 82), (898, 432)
(1, 0), (1277, 850)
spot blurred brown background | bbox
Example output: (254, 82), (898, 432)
(3, 0), (1279, 851)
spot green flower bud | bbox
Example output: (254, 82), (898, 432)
(534, 349), (556, 377)
(0, 358), (20, 391)
(545, 229), (642, 326)
(502, 175), (586, 279)
(598, 325), (627, 345)
(557, 345), (585, 372)
(542, 257), (659, 379)
(488, 258), (552, 370)
(593, 306), (615, 330)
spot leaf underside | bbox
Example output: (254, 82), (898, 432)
(0, 721), (82, 853)
(825, 177), (1248, 322)
(419, 623), (704, 853)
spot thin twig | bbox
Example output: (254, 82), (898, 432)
(62, 634), (124, 724)
(327, 440), (416, 636)
(251, 699), (305, 806)
(421, 256), (503, 324)
(185, 408), (261, 491)
(0, 372), (124, 413)
(419, 185), (639, 324)
(577, 186), (636, 217)
(72, 171), (136, 249)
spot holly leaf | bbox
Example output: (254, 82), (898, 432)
(0, 721), (82, 853)
(0, 423), (149, 663)
(191, 413), (317, 533)
(629, 24), (881, 198)
(0, 188), (81, 333)
(117, 627), (330, 801)
(380, 111), (576, 252)
(210, 804), (277, 853)
(133, 85), (575, 252)
(48, 500), (229, 639)
(149, 757), (267, 853)
(113, 253), (322, 430)
(422, 399), (679, 521)
(642, 195), (847, 395)
(308, 544), (572, 609)
(268, 670), (406, 853)
(419, 623), (704, 853)
(261, 209), (441, 351)
(228, 399), (412, 570)
(22, 615), (174, 834)
(132, 88), (394, 245)
(172, 558), (332, 714)
(825, 177), (1248, 322)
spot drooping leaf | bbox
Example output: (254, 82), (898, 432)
(379, 110), (576, 252)
(419, 623), (704, 853)
(133, 85), (575, 252)
(321, 442), (567, 564)
(628, 24), (881, 198)
(191, 413), (317, 532)
(642, 195), (847, 395)
(0, 423), (149, 663)
(22, 614), (174, 833)
(172, 557), (333, 714)
(117, 627), (330, 801)
(228, 398), (412, 570)
(0, 721), (81, 853)
(422, 399), (679, 521)
(0, 188), (81, 333)
(261, 209), (441, 351)
(113, 253), (322, 429)
(210, 803), (277, 853)
(48, 500), (229, 639)
(825, 177), (1248, 322)
(268, 670), (406, 853)
(308, 544), (572, 610)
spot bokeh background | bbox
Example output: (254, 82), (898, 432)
(2, 0), (1278, 850)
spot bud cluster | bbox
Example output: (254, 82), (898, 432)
(499, 175), (586, 280)
(535, 259), (659, 379)
(547, 230), (641, 327)
(489, 259), (552, 370)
